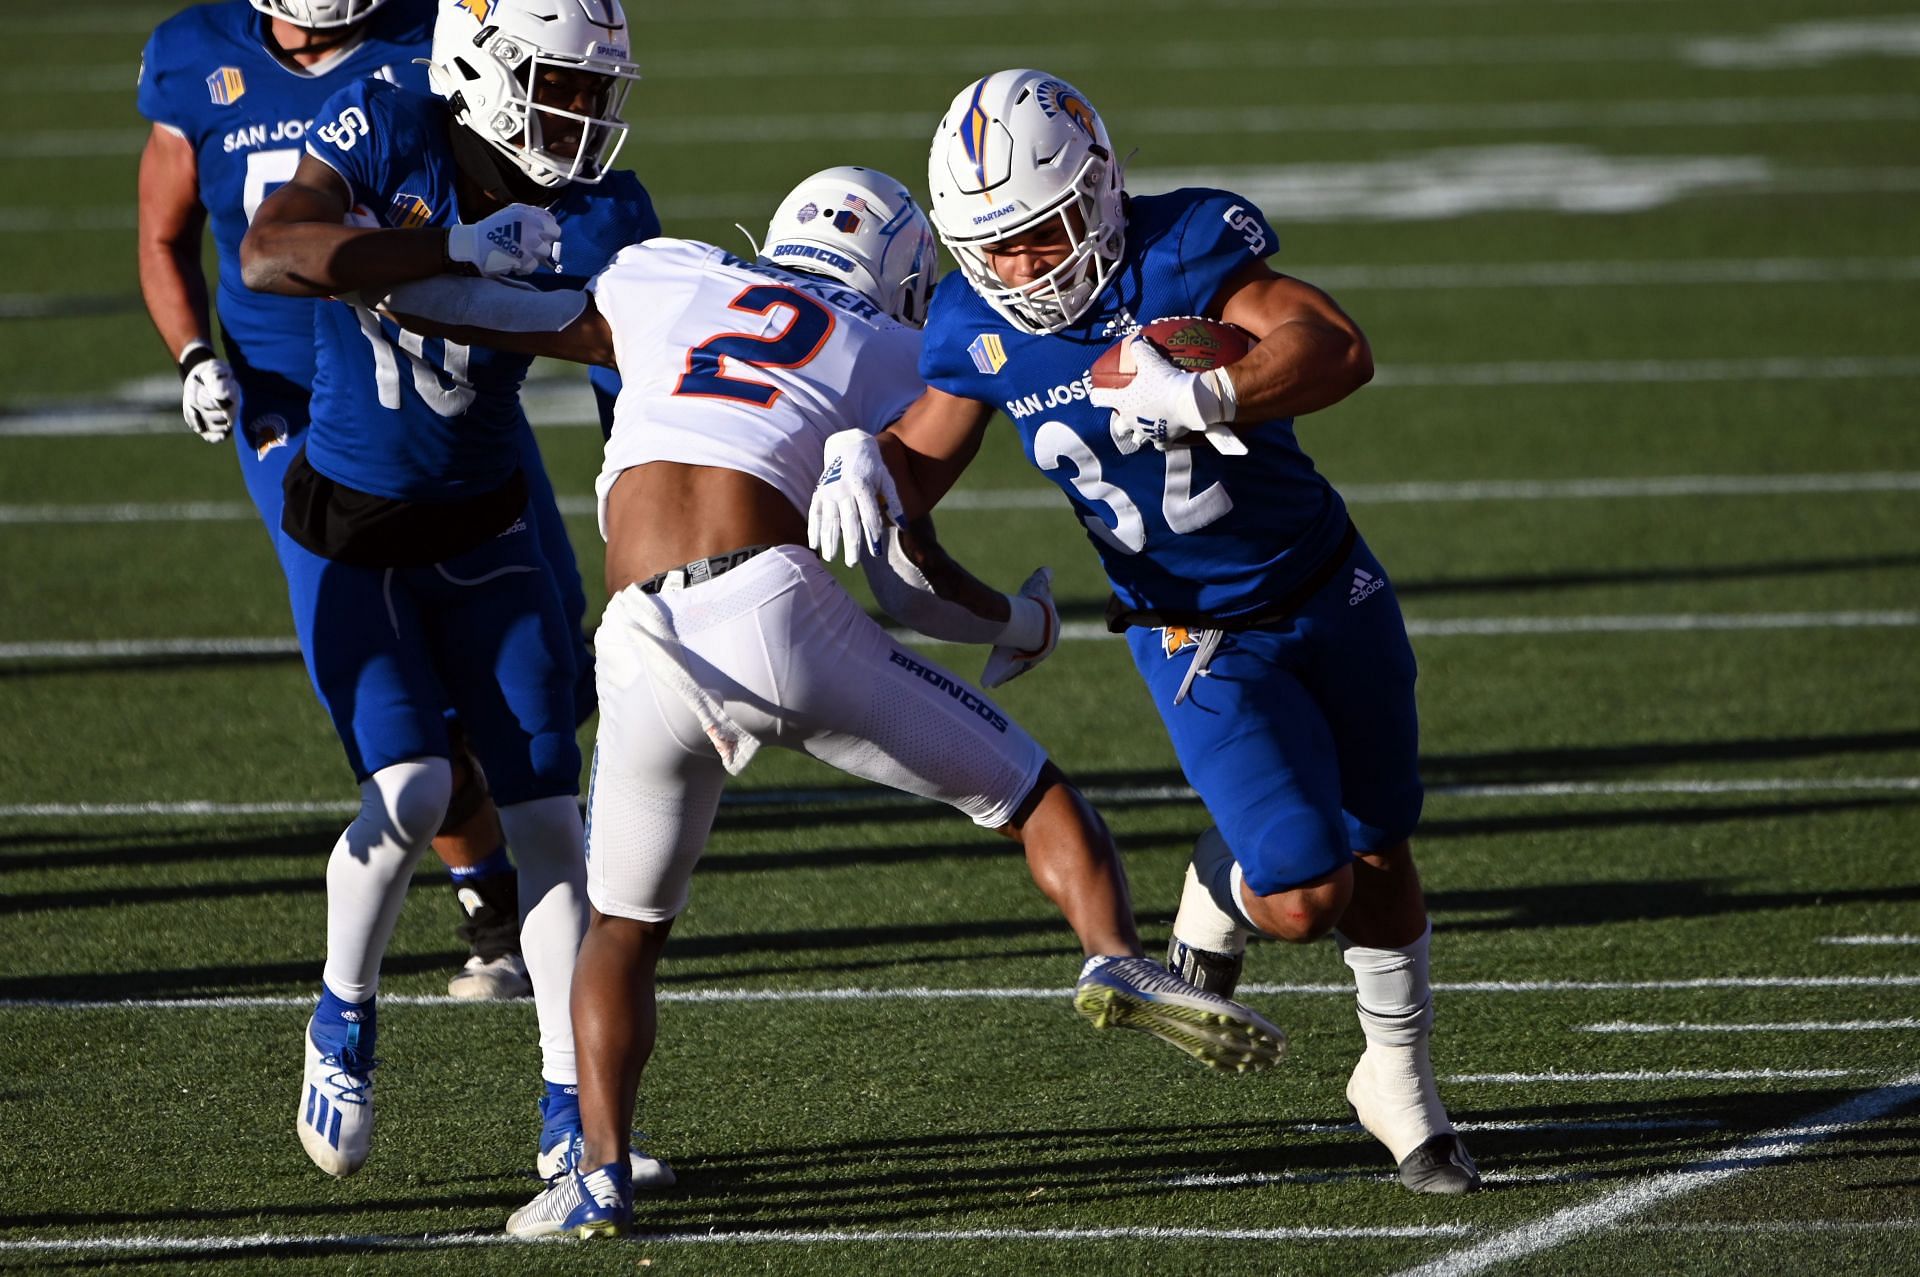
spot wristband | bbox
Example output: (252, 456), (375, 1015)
(177, 339), (217, 380)
(997, 593), (1051, 654)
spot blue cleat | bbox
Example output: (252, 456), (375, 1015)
(536, 1083), (676, 1188)
(1074, 955), (1287, 1073)
(507, 1160), (631, 1239)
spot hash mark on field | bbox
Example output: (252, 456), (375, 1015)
(1581, 1018), (1920, 1033)
(1821, 934), (1920, 946)
(4, 976), (1917, 1013)
(1389, 1070), (1920, 1277)
(1446, 1069), (1860, 1083)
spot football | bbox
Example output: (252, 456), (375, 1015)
(1089, 315), (1255, 389)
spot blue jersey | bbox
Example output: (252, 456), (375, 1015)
(302, 79), (660, 501)
(136, 0), (432, 387)
(920, 190), (1350, 623)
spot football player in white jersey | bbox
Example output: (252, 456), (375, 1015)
(371, 166), (1289, 1238)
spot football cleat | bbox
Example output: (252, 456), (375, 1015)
(506, 1161), (631, 1240)
(537, 1086), (676, 1189)
(447, 953), (533, 1001)
(1073, 955), (1286, 1073)
(297, 1020), (376, 1177)
(1395, 1132), (1483, 1195)
(1347, 1044), (1480, 1194)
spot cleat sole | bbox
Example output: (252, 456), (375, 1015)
(1073, 983), (1287, 1072)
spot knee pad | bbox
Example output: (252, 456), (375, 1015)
(363, 758), (454, 848)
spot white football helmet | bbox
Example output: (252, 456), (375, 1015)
(760, 167), (938, 328)
(927, 69), (1125, 335)
(248, 0), (390, 29)
(428, 0), (641, 188)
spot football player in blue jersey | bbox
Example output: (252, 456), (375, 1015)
(134, 0), (579, 1002)
(810, 69), (1480, 1194)
(235, 0), (670, 1184)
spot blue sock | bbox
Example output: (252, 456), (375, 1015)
(447, 845), (513, 883)
(313, 984), (377, 1059)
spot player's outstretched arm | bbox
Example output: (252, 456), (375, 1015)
(880, 386), (998, 519)
(1211, 259), (1374, 422)
(369, 277), (615, 367)
(860, 519), (1059, 689)
(240, 156), (561, 297)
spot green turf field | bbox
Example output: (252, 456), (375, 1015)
(3, 0), (1919, 1271)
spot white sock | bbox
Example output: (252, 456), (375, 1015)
(1338, 923), (1450, 1161)
(1172, 826), (1260, 952)
(1337, 922), (1433, 1047)
(498, 795), (589, 1086)
(321, 759), (452, 1003)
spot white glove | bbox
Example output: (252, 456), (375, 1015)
(446, 203), (561, 278)
(809, 428), (903, 567)
(981, 566), (1059, 689)
(178, 340), (238, 444)
(1088, 334), (1246, 456)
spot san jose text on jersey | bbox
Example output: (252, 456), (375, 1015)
(302, 78), (659, 502)
(137, 0), (433, 388)
(919, 190), (1351, 624)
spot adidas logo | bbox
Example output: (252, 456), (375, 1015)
(1348, 567), (1384, 606)
(487, 222), (523, 254)
(817, 458), (843, 486)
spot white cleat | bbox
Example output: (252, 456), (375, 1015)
(1347, 1044), (1481, 1194)
(447, 953), (533, 1000)
(296, 1022), (375, 1177)
(507, 1163), (631, 1240)
(537, 1130), (677, 1189)
(1074, 955), (1286, 1073)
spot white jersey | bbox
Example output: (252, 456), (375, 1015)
(590, 238), (926, 537)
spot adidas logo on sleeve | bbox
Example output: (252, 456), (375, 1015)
(1349, 567), (1384, 606)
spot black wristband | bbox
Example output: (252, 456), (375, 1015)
(177, 341), (217, 381)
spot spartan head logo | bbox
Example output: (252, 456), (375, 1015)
(1035, 79), (1098, 138)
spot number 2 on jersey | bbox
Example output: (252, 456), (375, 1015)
(674, 285), (835, 407)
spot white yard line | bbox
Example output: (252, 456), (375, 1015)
(1446, 1069), (1861, 1083)
(5, 471), (1918, 525)
(1372, 355), (1920, 387)
(4, 975), (1917, 1013)
(16, 94), (1920, 159)
(1389, 1070), (1920, 1277)
(1581, 1019), (1920, 1033)
(0, 1223), (1470, 1256)
(3, 611), (1917, 665)
(1820, 934), (1920, 946)
(4, 775), (1920, 821)
(1307, 256), (1920, 290)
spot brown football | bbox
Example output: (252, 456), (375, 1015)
(1089, 316), (1255, 388)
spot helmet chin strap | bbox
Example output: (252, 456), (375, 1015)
(448, 118), (562, 211)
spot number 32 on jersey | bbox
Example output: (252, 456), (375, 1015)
(1033, 418), (1231, 553)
